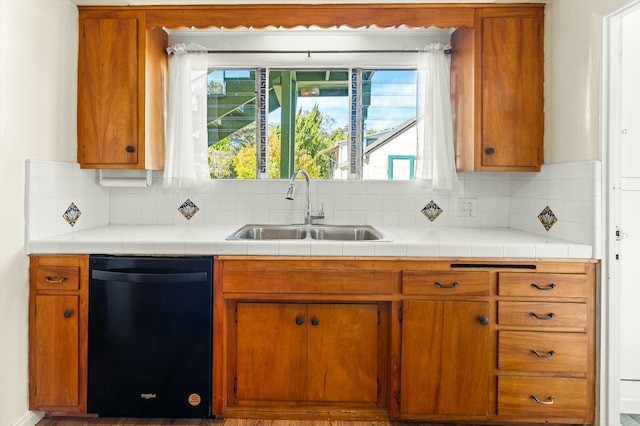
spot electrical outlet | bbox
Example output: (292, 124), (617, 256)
(457, 198), (477, 217)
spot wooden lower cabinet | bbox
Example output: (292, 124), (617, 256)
(399, 300), (491, 418)
(217, 257), (597, 424)
(233, 302), (380, 405)
(29, 255), (88, 413)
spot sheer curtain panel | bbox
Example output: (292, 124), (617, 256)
(416, 42), (457, 190)
(164, 43), (210, 189)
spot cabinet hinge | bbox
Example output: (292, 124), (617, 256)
(396, 389), (401, 404)
(377, 308), (381, 326)
(233, 376), (237, 395)
(234, 307), (238, 323)
(377, 379), (381, 397)
(398, 307), (403, 323)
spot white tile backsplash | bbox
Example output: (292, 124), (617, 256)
(24, 160), (602, 258)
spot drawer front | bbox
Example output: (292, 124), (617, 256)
(498, 302), (587, 328)
(35, 266), (80, 291)
(498, 376), (589, 421)
(498, 272), (588, 298)
(499, 331), (588, 373)
(402, 271), (489, 295)
(222, 269), (393, 294)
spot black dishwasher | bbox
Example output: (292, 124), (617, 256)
(88, 255), (213, 418)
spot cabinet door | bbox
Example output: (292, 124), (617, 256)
(78, 16), (139, 167)
(32, 295), (80, 408)
(400, 300), (491, 416)
(307, 304), (379, 403)
(480, 10), (543, 169)
(235, 303), (306, 402)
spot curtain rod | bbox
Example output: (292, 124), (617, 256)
(181, 48), (453, 55)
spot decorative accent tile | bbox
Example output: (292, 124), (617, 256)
(538, 206), (558, 231)
(63, 202), (81, 227)
(421, 200), (443, 222)
(178, 199), (199, 220)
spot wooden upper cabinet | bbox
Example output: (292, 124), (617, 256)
(77, 11), (166, 169)
(455, 6), (544, 172)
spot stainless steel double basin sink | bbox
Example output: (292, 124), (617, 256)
(226, 224), (387, 241)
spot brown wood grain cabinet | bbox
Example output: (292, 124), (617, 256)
(216, 257), (597, 425)
(77, 10), (166, 170)
(234, 302), (380, 404)
(77, 4), (544, 172)
(29, 255), (89, 412)
(455, 6), (544, 171)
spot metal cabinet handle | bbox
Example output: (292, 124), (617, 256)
(295, 316), (304, 326)
(63, 309), (73, 319)
(434, 281), (458, 289)
(479, 316), (489, 326)
(45, 276), (68, 284)
(530, 395), (555, 405)
(531, 349), (555, 359)
(125, 145), (135, 153)
(311, 317), (320, 326)
(531, 283), (556, 291)
(485, 147), (496, 155)
(530, 312), (555, 320)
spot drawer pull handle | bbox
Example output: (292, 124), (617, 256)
(45, 276), (68, 284)
(63, 309), (73, 319)
(531, 349), (555, 359)
(434, 281), (458, 289)
(530, 312), (555, 320)
(295, 316), (304, 326)
(531, 283), (555, 291)
(530, 395), (555, 405)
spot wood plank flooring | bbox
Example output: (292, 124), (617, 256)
(37, 418), (478, 426)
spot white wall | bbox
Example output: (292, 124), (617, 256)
(0, 1), (78, 425)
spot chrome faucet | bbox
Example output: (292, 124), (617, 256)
(285, 168), (324, 225)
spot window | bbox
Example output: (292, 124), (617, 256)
(168, 27), (452, 180)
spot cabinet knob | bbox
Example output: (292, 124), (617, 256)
(311, 317), (320, 326)
(125, 145), (135, 153)
(478, 316), (489, 326)
(295, 316), (304, 326)
(63, 309), (73, 319)
(485, 147), (495, 155)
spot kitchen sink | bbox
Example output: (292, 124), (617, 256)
(226, 224), (387, 241)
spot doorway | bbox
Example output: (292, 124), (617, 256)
(604, 0), (640, 424)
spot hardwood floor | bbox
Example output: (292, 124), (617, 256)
(37, 418), (476, 426)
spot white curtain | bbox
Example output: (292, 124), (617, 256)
(415, 42), (458, 190)
(164, 43), (210, 189)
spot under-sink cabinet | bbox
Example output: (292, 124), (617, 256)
(215, 257), (598, 425)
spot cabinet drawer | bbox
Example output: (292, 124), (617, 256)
(498, 302), (587, 328)
(498, 272), (588, 298)
(222, 269), (393, 294)
(498, 377), (589, 420)
(499, 331), (587, 373)
(35, 266), (80, 291)
(402, 271), (489, 295)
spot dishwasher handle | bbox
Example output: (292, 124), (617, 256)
(92, 269), (208, 284)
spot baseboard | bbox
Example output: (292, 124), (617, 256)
(622, 381), (640, 414)
(11, 410), (43, 426)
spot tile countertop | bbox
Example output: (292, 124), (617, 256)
(26, 225), (594, 259)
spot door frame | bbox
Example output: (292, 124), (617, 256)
(602, 0), (640, 424)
